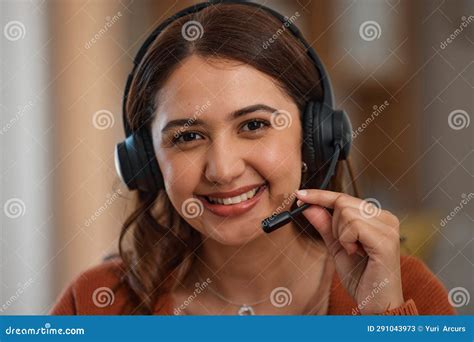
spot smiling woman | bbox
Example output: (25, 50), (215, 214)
(117, 2), (334, 314)
(50, 1), (455, 317)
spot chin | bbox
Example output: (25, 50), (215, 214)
(206, 223), (264, 246)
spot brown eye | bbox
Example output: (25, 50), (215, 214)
(241, 119), (269, 132)
(172, 131), (204, 145)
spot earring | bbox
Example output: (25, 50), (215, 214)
(301, 161), (308, 173)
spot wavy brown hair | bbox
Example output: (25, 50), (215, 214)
(117, 3), (359, 315)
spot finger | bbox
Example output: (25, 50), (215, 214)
(338, 221), (377, 255)
(297, 189), (400, 233)
(336, 218), (395, 256)
(379, 209), (400, 229)
(332, 204), (360, 241)
(335, 206), (399, 257)
(338, 217), (397, 256)
(300, 205), (344, 257)
(331, 206), (365, 256)
(338, 207), (398, 240)
(296, 190), (362, 257)
(296, 189), (361, 210)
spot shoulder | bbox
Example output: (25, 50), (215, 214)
(49, 257), (133, 315)
(399, 255), (456, 315)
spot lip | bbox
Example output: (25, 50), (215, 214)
(197, 183), (267, 217)
(198, 182), (266, 198)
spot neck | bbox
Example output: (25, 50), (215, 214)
(190, 223), (326, 305)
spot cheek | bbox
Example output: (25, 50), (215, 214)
(157, 152), (199, 205)
(258, 129), (302, 183)
(158, 155), (208, 233)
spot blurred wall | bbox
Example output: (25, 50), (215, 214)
(1, 0), (53, 314)
(49, 0), (130, 308)
(418, 0), (473, 315)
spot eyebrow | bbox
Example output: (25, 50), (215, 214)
(161, 104), (278, 134)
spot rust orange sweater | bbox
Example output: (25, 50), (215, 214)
(50, 255), (456, 315)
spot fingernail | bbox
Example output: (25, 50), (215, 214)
(296, 199), (303, 207)
(296, 190), (307, 196)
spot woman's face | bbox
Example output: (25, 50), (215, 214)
(151, 55), (303, 246)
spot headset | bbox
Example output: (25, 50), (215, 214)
(114, 0), (352, 233)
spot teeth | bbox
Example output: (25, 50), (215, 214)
(208, 186), (261, 205)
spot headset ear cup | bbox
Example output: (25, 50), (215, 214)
(121, 134), (144, 191)
(115, 123), (163, 192)
(117, 129), (162, 193)
(333, 110), (352, 160)
(115, 141), (137, 190)
(318, 104), (336, 167)
(302, 101), (314, 170)
(133, 131), (154, 192)
(301, 101), (320, 188)
(141, 127), (164, 191)
(303, 101), (349, 190)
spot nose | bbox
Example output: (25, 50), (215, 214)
(204, 138), (246, 185)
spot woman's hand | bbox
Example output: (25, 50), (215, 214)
(295, 189), (404, 314)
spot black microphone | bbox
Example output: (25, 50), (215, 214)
(261, 144), (341, 233)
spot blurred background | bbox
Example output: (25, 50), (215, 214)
(1, 0), (472, 314)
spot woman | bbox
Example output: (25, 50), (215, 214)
(51, 2), (455, 316)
